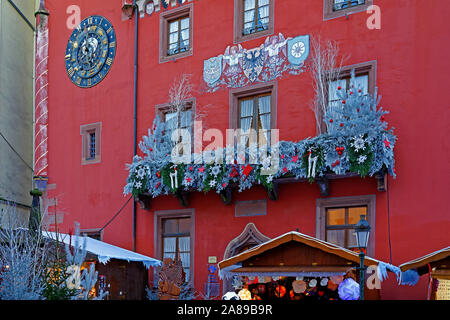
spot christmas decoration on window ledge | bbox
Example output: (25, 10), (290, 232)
(124, 71), (396, 200)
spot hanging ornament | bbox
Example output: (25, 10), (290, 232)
(384, 138), (391, 149)
(292, 280), (306, 294)
(307, 152), (318, 178)
(320, 278), (329, 286)
(274, 285), (286, 298)
(169, 171), (178, 189)
(257, 284), (266, 294)
(238, 288), (252, 300)
(308, 279), (317, 288)
(338, 278), (360, 300)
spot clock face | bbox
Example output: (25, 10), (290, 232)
(291, 41), (306, 58)
(65, 15), (116, 88)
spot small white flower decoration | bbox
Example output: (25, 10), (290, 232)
(137, 167), (146, 179)
(134, 181), (142, 189)
(357, 154), (367, 164)
(211, 165), (221, 176)
(266, 175), (273, 183)
(351, 134), (367, 152)
(209, 180), (217, 188)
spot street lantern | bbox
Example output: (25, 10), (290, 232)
(354, 215), (371, 300)
(354, 215), (371, 249)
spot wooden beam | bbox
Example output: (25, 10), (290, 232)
(135, 193), (151, 210)
(174, 190), (190, 207)
(375, 171), (387, 192)
(266, 180), (279, 201)
(316, 176), (330, 197)
(220, 187), (232, 205)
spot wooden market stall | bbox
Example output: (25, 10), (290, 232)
(44, 231), (162, 300)
(399, 247), (450, 300)
(218, 231), (386, 300)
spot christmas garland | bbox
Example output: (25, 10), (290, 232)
(124, 72), (397, 199)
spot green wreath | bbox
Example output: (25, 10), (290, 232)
(301, 145), (325, 183)
(347, 135), (374, 177)
(161, 163), (185, 194)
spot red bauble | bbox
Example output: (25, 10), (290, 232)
(337, 86), (342, 90)
(336, 159), (340, 165)
(331, 163), (336, 168)
(335, 147), (340, 152)
(342, 100), (346, 104)
(329, 119), (333, 123)
(340, 123), (344, 127)
(338, 151), (342, 156)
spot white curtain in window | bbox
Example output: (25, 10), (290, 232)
(163, 237), (176, 260)
(240, 100), (254, 146)
(245, 0), (255, 10)
(179, 236), (190, 281)
(353, 74), (369, 95)
(240, 100), (254, 132)
(328, 79), (347, 108)
(244, 10), (255, 24)
(258, 5), (269, 20)
(258, 96), (271, 143)
(165, 112), (178, 133)
(180, 110), (192, 128)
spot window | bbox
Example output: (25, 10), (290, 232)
(80, 122), (101, 165)
(88, 132), (96, 160)
(234, 0), (274, 43)
(167, 16), (190, 56)
(155, 209), (194, 284)
(156, 98), (195, 152)
(243, 0), (270, 36)
(230, 82), (277, 149)
(239, 94), (271, 146)
(316, 195), (375, 255)
(324, 0), (373, 20)
(160, 4), (193, 63)
(321, 61), (376, 133)
(325, 206), (367, 249)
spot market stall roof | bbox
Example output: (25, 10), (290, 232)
(399, 246), (450, 276)
(218, 231), (383, 279)
(44, 231), (162, 269)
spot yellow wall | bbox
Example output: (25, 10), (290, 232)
(0, 0), (37, 222)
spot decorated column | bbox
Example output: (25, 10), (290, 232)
(34, 0), (49, 190)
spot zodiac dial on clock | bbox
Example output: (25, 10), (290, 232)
(65, 15), (116, 88)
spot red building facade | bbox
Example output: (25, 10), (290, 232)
(43, 0), (450, 300)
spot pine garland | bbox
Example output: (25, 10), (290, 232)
(124, 71), (397, 199)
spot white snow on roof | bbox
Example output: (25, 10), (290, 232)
(44, 231), (162, 269)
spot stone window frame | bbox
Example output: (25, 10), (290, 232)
(159, 3), (194, 63)
(154, 208), (195, 285)
(323, 0), (374, 21)
(234, 0), (275, 44)
(316, 194), (376, 256)
(80, 122), (101, 165)
(229, 81), (277, 134)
